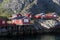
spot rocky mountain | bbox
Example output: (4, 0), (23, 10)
(0, 0), (60, 15)
(52, 0), (60, 5)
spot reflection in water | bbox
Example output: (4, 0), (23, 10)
(0, 35), (60, 40)
(0, 37), (24, 40)
(41, 35), (55, 40)
(55, 35), (60, 40)
(24, 35), (55, 40)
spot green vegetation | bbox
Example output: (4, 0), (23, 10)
(0, 0), (14, 18)
(0, 0), (12, 18)
(0, 8), (13, 18)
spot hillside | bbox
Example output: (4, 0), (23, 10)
(0, 0), (60, 17)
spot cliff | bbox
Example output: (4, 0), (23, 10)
(0, 0), (59, 15)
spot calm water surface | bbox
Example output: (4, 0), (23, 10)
(0, 34), (60, 40)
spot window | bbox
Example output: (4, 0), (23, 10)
(2, 21), (5, 24)
(24, 19), (29, 22)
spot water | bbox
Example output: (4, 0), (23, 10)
(0, 34), (60, 40)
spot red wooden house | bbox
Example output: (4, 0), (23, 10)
(34, 13), (45, 19)
(34, 13), (58, 19)
(11, 16), (31, 25)
(0, 18), (8, 27)
(44, 13), (58, 19)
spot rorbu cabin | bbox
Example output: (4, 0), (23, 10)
(25, 13), (32, 18)
(44, 13), (58, 19)
(34, 12), (58, 19)
(0, 18), (8, 27)
(34, 13), (45, 19)
(11, 16), (31, 25)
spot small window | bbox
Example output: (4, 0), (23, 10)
(54, 15), (57, 17)
(24, 19), (29, 22)
(2, 21), (5, 24)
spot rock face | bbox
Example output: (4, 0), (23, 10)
(52, 0), (60, 5)
(0, 0), (3, 2)
(40, 20), (58, 29)
(2, 0), (60, 15)
(2, 0), (36, 13)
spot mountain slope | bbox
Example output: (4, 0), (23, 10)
(0, 0), (60, 16)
